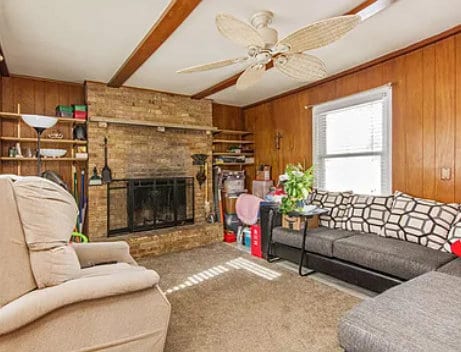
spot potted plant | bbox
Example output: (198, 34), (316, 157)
(279, 164), (314, 230)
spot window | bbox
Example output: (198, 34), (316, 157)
(313, 85), (392, 195)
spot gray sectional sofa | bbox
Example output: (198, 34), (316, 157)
(261, 190), (461, 352)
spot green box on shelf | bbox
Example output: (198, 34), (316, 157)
(56, 105), (73, 113)
(72, 104), (87, 112)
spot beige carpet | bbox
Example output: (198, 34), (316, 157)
(139, 243), (361, 352)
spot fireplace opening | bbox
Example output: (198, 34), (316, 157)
(107, 177), (194, 236)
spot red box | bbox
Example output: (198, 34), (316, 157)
(73, 110), (87, 120)
(223, 230), (236, 243)
(250, 224), (262, 258)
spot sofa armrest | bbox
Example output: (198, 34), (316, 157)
(0, 268), (160, 336)
(72, 241), (136, 267)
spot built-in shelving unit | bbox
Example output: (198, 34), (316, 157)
(0, 106), (89, 176)
(212, 128), (254, 169)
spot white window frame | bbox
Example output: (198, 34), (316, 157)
(312, 84), (392, 195)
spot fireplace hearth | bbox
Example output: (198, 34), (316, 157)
(108, 177), (194, 236)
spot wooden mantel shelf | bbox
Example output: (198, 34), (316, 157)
(90, 116), (218, 132)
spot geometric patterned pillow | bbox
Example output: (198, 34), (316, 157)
(310, 190), (352, 229)
(442, 214), (461, 253)
(343, 194), (394, 235)
(380, 192), (460, 250)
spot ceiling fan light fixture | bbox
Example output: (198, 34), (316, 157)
(275, 55), (289, 66)
(250, 11), (278, 48)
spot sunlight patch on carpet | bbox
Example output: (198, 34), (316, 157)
(165, 257), (282, 295)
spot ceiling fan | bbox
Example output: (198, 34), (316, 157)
(177, 11), (360, 90)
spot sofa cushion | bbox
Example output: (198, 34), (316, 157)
(343, 194), (393, 235)
(0, 177), (36, 307)
(271, 226), (357, 257)
(333, 234), (454, 280)
(437, 258), (461, 278)
(381, 191), (459, 251)
(309, 190), (352, 229)
(339, 271), (461, 352)
(442, 214), (461, 253)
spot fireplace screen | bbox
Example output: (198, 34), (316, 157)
(107, 177), (194, 236)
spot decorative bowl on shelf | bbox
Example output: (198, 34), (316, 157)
(40, 149), (67, 158)
(22, 114), (58, 129)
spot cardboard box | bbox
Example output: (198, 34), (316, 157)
(282, 215), (320, 231)
(252, 180), (273, 199)
(256, 165), (271, 181)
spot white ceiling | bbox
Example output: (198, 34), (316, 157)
(1, 0), (460, 107)
(0, 0), (171, 83)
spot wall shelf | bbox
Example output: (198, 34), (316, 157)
(0, 112), (86, 125)
(214, 129), (253, 135)
(212, 152), (254, 156)
(0, 137), (87, 145)
(213, 139), (254, 144)
(213, 162), (254, 166)
(90, 115), (218, 132)
(0, 157), (88, 162)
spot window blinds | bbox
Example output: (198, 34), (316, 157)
(313, 85), (392, 195)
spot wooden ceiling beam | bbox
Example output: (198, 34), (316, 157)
(191, 0), (381, 100)
(108, 0), (202, 88)
(0, 42), (10, 77)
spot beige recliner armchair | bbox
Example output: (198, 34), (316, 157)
(0, 176), (170, 352)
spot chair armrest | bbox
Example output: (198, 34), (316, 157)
(72, 241), (136, 267)
(0, 268), (160, 336)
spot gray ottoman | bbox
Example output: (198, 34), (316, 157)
(339, 271), (461, 352)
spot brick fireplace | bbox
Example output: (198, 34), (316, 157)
(85, 82), (221, 257)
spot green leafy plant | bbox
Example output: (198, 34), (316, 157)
(279, 164), (314, 215)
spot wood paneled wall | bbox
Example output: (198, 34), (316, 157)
(243, 32), (461, 203)
(212, 103), (244, 130)
(0, 76), (85, 186)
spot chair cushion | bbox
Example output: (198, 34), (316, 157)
(381, 191), (459, 251)
(271, 226), (356, 257)
(333, 234), (455, 280)
(339, 271), (461, 352)
(437, 257), (461, 278)
(0, 267), (160, 336)
(14, 177), (80, 288)
(29, 246), (81, 288)
(343, 194), (393, 235)
(14, 177), (78, 250)
(309, 190), (352, 229)
(0, 177), (36, 307)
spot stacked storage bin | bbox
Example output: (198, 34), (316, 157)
(73, 105), (87, 120)
(56, 105), (73, 117)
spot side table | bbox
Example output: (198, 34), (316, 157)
(267, 208), (328, 276)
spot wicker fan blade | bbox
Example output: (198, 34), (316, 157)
(236, 64), (266, 90)
(274, 53), (327, 82)
(216, 14), (265, 48)
(177, 57), (247, 73)
(277, 15), (360, 53)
